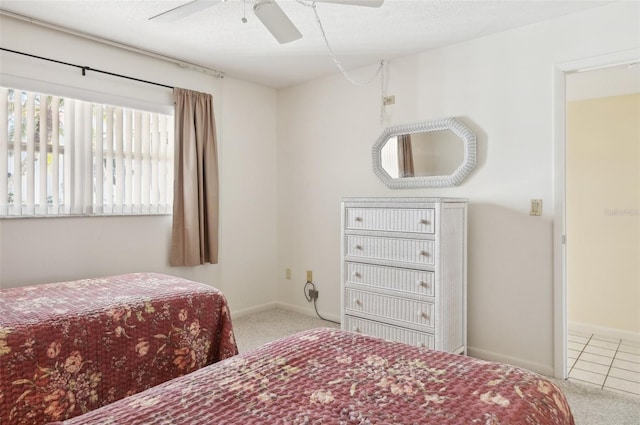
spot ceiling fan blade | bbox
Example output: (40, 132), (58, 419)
(313, 0), (384, 7)
(253, 0), (302, 44)
(149, 0), (222, 22)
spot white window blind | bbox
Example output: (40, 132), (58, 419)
(0, 87), (174, 217)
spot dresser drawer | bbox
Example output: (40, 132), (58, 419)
(344, 315), (434, 349)
(345, 262), (434, 297)
(345, 288), (434, 329)
(345, 207), (435, 234)
(345, 235), (434, 266)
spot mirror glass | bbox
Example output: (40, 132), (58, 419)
(380, 130), (464, 178)
(372, 117), (476, 188)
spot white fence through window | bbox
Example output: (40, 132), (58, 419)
(0, 87), (174, 217)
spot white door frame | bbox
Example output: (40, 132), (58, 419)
(552, 48), (640, 379)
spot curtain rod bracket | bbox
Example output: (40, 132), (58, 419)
(82, 66), (89, 76)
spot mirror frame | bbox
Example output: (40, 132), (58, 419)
(372, 117), (477, 189)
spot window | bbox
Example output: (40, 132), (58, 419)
(0, 87), (174, 217)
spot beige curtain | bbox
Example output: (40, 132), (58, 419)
(170, 88), (219, 266)
(397, 134), (414, 178)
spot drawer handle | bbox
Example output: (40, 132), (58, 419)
(354, 244), (363, 250)
(417, 280), (428, 288)
(354, 217), (363, 222)
(354, 299), (362, 306)
(352, 271), (361, 278)
(418, 342), (427, 348)
(419, 219), (430, 225)
(417, 311), (429, 319)
(353, 327), (361, 333)
(417, 250), (429, 257)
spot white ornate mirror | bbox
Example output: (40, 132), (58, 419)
(372, 117), (477, 188)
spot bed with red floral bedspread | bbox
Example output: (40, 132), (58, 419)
(0, 273), (238, 425)
(49, 327), (574, 425)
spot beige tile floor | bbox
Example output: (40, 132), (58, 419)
(568, 330), (640, 397)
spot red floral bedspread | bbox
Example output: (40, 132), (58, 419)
(0, 273), (238, 425)
(50, 328), (574, 425)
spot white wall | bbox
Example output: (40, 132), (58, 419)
(0, 16), (279, 316)
(2, 1), (638, 376)
(567, 93), (640, 337)
(276, 2), (640, 375)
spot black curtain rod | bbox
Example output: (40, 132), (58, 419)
(1, 47), (174, 90)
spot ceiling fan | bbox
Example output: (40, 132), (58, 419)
(149, 0), (384, 44)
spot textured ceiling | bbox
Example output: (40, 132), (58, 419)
(0, 0), (611, 88)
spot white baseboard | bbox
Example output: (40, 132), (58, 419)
(569, 321), (640, 342)
(230, 301), (341, 324)
(274, 301), (342, 324)
(467, 346), (554, 377)
(230, 302), (279, 319)
(232, 305), (554, 376)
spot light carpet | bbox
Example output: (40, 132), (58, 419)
(232, 308), (639, 424)
(233, 307), (340, 353)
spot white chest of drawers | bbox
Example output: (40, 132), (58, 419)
(340, 197), (467, 354)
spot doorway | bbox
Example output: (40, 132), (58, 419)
(564, 63), (640, 395)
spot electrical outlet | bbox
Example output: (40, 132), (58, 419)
(285, 268), (291, 280)
(306, 270), (313, 282)
(308, 289), (319, 300)
(530, 199), (543, 216)
(383, 95), (395, 106)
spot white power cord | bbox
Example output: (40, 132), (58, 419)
(296, 0), (385, 87)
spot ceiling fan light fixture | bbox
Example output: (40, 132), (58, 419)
(253, 0), (302, 44)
